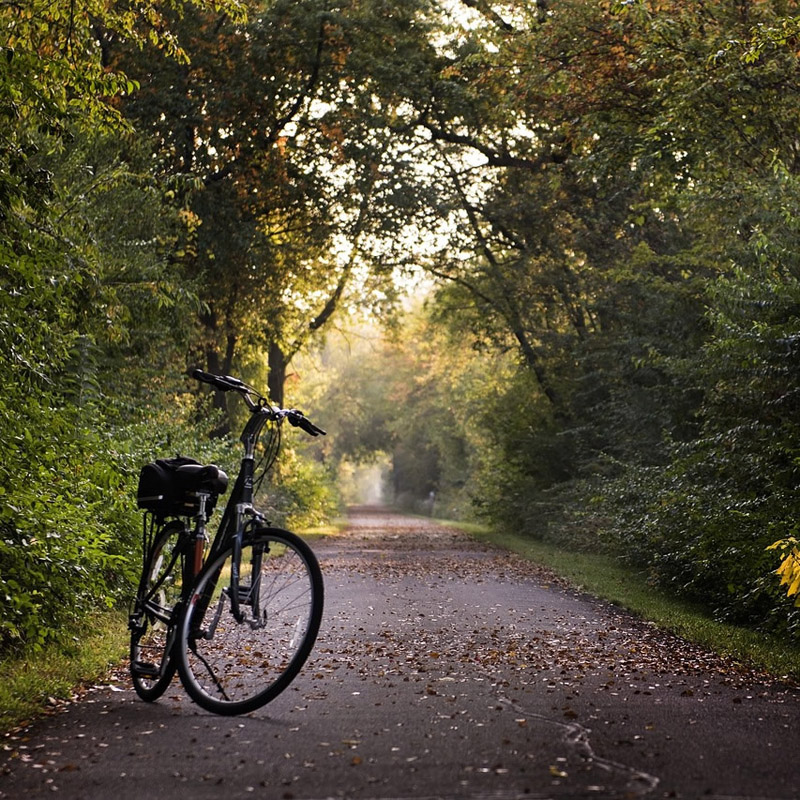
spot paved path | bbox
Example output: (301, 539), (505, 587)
(1, 508), (798, 799)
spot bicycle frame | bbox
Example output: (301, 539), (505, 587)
(195, 402), (275, 625)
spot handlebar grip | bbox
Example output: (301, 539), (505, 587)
(190, 368), (241, 392)
(302, 418), (326, 436)
(287, 410), (326, 436)
(307, 420), (327, 436)
(192, 368), (215, 384)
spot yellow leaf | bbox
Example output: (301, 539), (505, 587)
(775, 548), (800, 594)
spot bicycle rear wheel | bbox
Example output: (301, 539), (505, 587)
(129, 519), (187, 701)
(177, 528), (323, 716)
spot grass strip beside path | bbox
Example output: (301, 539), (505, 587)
(0, 611), (128, 735)
(450, 521), (800, 684)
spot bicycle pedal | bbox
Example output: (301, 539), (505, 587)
(128, 617), (145, 636)
(131, 660), (161, 679)
(223, 585), (253, 603)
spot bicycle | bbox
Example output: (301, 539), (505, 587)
(128, 370), (325, 715)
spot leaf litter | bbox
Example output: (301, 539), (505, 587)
(297, 508), (799, 797)
(2, 507), (797, 800)
(314, 509), (784, 691)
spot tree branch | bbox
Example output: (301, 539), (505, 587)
(437, 153), (560, 405)
(421, 116), (564, 172)
(265, 15), (327, 149)
(204, 15), (328, 186)
(457, 0), (516, 33)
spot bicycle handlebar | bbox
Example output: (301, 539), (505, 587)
(192, 368), (247, 393)
(190, 369), (326, 436)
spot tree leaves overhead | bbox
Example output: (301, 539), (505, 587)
(114, 0), (446, 408)
(295, 0), (800, 635)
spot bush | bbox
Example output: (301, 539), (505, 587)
(0, 398), (136, 652)
(593, 265), (800, 638)
(260, 446), (341, 529)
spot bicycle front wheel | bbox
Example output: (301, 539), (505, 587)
(177, 528), (324, 715)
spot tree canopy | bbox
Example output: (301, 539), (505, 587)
(3, 0), (800, 651)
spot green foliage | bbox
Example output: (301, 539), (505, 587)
(113, 0), (418, 417)
(0, 299), (130, 651)
(0, 413), (126, 651)
(602, 257), (800, 632)
(0, 0), (233, 655)
(264, 448), (341, 529)
(0, 0), (244, 219)
(281, 0), (800, 642)
(303, 310), (520, 519)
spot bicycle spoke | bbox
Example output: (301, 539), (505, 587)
(188, 638), (232, 701)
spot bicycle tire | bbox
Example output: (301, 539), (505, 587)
(176, 527), (323, 716)
(129, 519), (187, 701)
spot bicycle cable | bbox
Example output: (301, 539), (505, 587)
(252, 417), (281, 497)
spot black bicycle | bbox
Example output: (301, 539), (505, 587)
(129, 370), (325, 715)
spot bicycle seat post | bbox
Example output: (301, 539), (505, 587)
(193, 493), (211, 575)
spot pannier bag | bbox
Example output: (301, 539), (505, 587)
(137, 456), (228, 519)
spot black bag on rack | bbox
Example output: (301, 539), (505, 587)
(136, 455), (203, 519)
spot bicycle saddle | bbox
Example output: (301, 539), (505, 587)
(175, 463), (229, 495)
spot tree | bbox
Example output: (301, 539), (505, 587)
(113, 0), (440, 420)
(291, 0), (800, 631)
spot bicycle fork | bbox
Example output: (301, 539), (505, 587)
(194, 537), (268, 642)
(227, 502), (268, 625)
(229, 530), (267, 627)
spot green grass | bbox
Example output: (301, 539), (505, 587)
(443, 520), (800, 683)
(0, 611), (129, 734)
(297, 518), (349, 538)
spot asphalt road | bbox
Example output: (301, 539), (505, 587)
(1, 507), (798, 800)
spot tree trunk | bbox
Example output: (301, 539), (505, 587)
(268, 342), (288, 408)
(205, 332), (237, 437)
